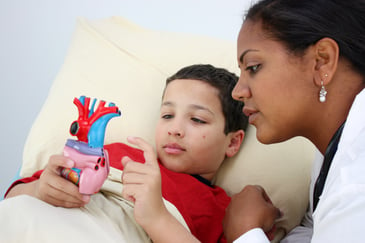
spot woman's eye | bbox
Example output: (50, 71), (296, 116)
(245, 64), (261, 74)
(191, 117), (206, 124)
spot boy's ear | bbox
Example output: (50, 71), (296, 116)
(225, 130), (245, 158)
(313, 37), (339, 86)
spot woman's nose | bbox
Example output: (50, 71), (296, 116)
(232, 77), (251, 102)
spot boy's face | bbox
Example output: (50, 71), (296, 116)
(155, 79), (233, 181)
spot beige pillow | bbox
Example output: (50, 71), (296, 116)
(21, 16), (315, 237)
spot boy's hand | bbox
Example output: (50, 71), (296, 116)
(35, 155), (90, 208)
(121, 136), (168, 229)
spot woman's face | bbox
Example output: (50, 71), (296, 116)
(232, 21), (316, 144)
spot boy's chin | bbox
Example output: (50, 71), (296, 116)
(160, 160), (188, 173)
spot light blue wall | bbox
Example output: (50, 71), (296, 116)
(0, 0), (251, 197)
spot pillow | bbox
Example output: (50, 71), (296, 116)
(21, 16), (238, 176)
(21, 16), (315, 237)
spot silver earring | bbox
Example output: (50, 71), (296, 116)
(319, 80), (327, 103)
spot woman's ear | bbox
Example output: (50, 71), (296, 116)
(313, 37), (339, 86)
(225, 130), (245, 158)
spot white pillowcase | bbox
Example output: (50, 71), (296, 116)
(21, 16), (315, 236)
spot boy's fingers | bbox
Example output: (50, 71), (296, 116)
(121, 156), (133, 168)
(48, 155), (75, 175)
(127, 136), (158, 167)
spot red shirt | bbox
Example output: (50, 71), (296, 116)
(6, 143), (230, 243)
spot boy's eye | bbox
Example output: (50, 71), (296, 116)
(191, 117), (206, 124)
(162, 114), (173, 119)
(245, 64), (261, 74)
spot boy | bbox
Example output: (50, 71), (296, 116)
(4, 64), (248, 243)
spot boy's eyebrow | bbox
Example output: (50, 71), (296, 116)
(161, 101), (173, 107)
(189, 104), (214, 115)
(239, 49), (259, 64)
(161, 101), (214, 115)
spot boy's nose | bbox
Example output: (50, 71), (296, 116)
(168, 130), (183, 137)
(167, 123), (184, 137)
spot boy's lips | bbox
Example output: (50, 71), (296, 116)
(163, 143), (186, 154)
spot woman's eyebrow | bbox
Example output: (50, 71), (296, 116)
(239, 49), (259, 64)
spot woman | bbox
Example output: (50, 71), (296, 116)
(223, 0), (365, 242)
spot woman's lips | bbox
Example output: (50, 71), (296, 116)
(243, 107), (259, 124)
